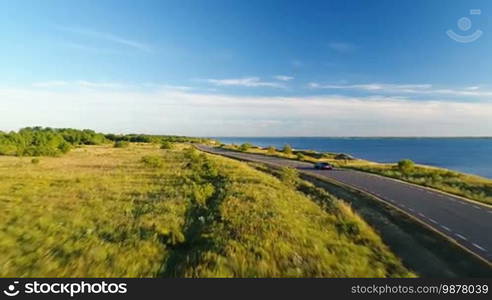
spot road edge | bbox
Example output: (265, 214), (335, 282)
(195, 145), (492, 268)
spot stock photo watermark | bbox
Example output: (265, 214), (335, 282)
(2, 280), (127, 297)
(446, 9), (483, 43)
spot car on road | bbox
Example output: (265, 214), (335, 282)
(314, 162), (333, 170)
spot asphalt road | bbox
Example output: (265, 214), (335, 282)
(197, 145), (492, 263)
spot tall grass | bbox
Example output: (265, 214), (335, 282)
(0, 144), (413, 277)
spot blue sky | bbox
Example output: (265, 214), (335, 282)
(1, 0), (491, 136)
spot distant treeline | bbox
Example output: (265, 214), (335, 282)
(104, 133), (212, 144)
(0, 127), (107, 157)
(0, 127), (215, 157)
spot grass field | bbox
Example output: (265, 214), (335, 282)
(0, 143), (413, 277)
(222, 144), (492, 206)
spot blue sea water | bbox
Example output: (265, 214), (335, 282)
(214, 137), (492, 179)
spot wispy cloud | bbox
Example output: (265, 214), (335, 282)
(57, 27), (152, 53)
(2, 84), (492, 136)
(308, 82), (492, 98)
(32, 80), (126, 89)
(32, 81), (69, 88)
(274, 75), (294, 81)
(328, 42), (356, 53)
(60, 42), (124, 55)
(309, 83), (432, 92)
(205, 77), (285, 88)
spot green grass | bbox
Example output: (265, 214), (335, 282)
(221, 144), (492, 206)
(0, 143), (412, 277)
(345, 164), (492, 205)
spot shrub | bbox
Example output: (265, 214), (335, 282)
(296, 153), (305, 160)
(336, 221), (360, 237)
(31, 158), (40, 165)
(57, 141), (71, 154)
(335, 153), (354, 160)
(114, 141), (130, 148)
(160, 141), (173, 150)
(283, 144), (293, 155)
(398, 159), (415, 173)
(280, 167), (299, 187)
(267, 146), (276, 154)
(239, 143), (253, 152)
(141, 155), (164, 168)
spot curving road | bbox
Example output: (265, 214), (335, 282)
(197, 145), (492, 264)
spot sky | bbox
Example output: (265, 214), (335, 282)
(1, 0), (491, 136)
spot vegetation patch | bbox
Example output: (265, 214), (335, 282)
(114, 141), (130, 148)
(0, 143), (412, 277)
(0, 127), (106, 157)
(141, 155), (164, 168)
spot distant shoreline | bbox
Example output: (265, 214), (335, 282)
(212, 136), (492, 139)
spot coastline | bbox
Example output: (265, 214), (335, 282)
(217, 142), (492, 206)
(215, 137), (492, 179)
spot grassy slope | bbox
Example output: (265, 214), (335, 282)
(0, 144), (412, 277)
(223, 145), (492, 205)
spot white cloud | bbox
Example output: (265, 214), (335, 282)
(309, 83), (432, 91)
(308, 82), (492, 98)
(57, 27), (152, 53)
(32, 81), (69, 88)
(32, 81), (126, 89)
(1, 83), (491, 136)
(205, 77), (285, 88)
(274, 75), (294, 81)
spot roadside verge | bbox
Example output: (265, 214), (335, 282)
(196, 145), (492, 277)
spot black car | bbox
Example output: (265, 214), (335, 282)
(314, 162), (333, 170)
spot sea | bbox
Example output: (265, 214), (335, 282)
(214, 137), (492, 179)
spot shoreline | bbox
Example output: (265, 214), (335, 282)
(217, 142), (492, 206)
(216, 138), (492, 179)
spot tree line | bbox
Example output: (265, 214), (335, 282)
(0, 127), (107, 157)
(0, 127), (216, 157)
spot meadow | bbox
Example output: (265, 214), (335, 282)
(223, 144), (492, 206)
(0, 142), (412, 277)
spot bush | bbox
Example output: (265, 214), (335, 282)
(398, 159), (415, 173)
(335, 153), (354, 160)
(267, 146), (276, 154)
(283, 144), (293, 155)
(160, 141), (173, 150)
(239, 143), (252, 152)
(336, 221), (360, 237)
(31, 158), (40, 165)
(58, 141), (71, 154)
(114, 141), (130, 148)
(141, 155), (164, 168)
(280, 167), (299, 187)
(296, 153), (305, 160)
